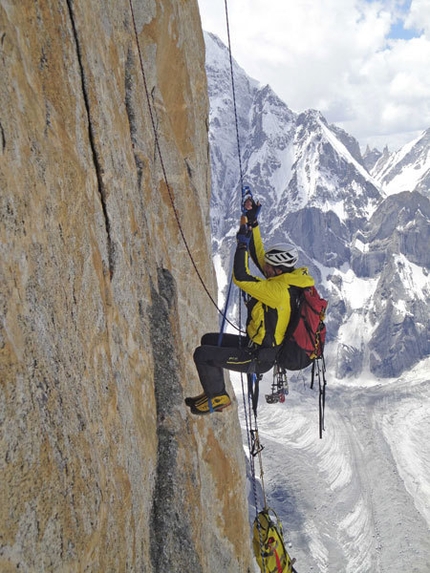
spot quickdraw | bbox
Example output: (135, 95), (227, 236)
(265, 364), (289, 404)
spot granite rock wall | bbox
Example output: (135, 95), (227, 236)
(0, 1), (252, 571)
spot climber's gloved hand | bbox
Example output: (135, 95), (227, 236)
(241, 186), (253, 216)
(236, 224), (251, 248)
(244, 198), (261, 228)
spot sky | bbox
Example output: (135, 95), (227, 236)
(197, 0), (430, 152)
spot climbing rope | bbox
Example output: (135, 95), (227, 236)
(129, 0), (269, 548)
(128, 0), (240, 332)
(217, 0), (248, 342)
(222, 4), (271, 570)
(223, 0), (244, 190)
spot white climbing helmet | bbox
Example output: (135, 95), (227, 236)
(264, 244), (298, 268)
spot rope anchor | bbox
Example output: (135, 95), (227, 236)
(250, 429), (264, 457)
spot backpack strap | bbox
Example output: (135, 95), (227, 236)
(284, 286), (304, 339)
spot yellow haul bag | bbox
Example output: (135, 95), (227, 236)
(253, 508), (296, 573)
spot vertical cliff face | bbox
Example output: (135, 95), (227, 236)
(0, 2), (252, 571)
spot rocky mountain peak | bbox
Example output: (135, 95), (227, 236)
(371, 128), (430, 197)
(205, 32), (430, 381)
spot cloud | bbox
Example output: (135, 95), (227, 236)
(404, 0), (430, 37)
(198, 0), (430, 151)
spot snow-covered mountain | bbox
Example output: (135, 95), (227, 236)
(366, 128), (430, 197)
(205, 31), (430, 381)
(204, 31), (430, 573)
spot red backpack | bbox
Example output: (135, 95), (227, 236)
(271, 285), (328, 438)
(277, 285), (327, 371)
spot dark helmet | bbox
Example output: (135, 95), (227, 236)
(264, 244), (298, 268)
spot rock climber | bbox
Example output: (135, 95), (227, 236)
(185, 194), (315, 415)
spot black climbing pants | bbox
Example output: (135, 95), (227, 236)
(193, 333), (278, 398)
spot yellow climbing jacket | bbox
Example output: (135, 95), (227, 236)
(253, 508), (296, 573)
(233, 225), (314, 347)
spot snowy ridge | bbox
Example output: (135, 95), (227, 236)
(321, 121), (379, 194)
(371, 128), (430, 197)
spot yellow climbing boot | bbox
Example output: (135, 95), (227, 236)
(185, 392), (206, 407)
(188, 392), (231, 415)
